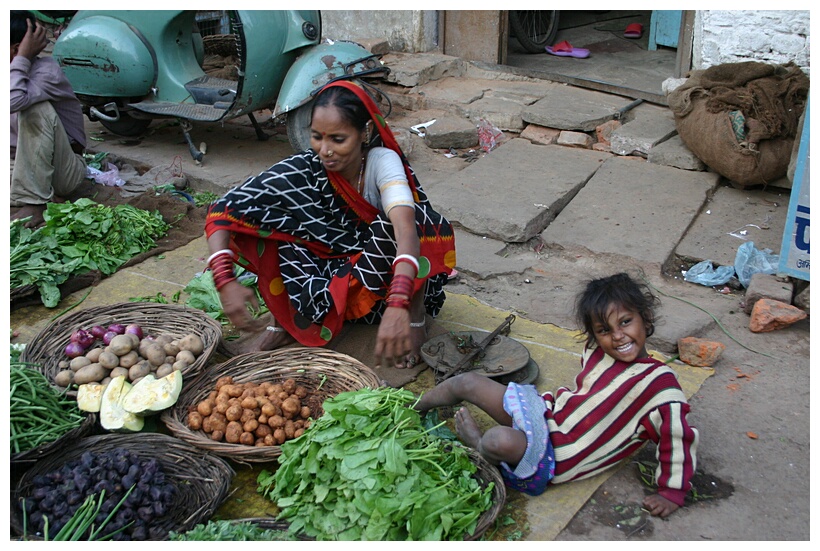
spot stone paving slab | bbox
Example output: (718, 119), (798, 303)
(522, 86), (637, 132)
(453, 229), (532, 279)
(609, 102), (677, 156)
(429, 138), (610, 243)
(541, 156), (721, 265)
(673, 185), (791, 269)
(382, 52), (467, 87)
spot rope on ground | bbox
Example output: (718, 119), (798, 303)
(640, 275), (777, 360)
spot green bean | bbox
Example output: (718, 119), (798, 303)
(10, 363), (86, 454)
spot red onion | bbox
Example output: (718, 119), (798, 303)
(70, 329), (95, 349)
(65, 342), (86, 358)
(124, 324), (144, 340)
(90, 325), (107, 339)
(108, 324), (126, 335)
(103, 331), (118, 345)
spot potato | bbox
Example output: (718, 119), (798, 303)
(145, 343), (166, 367)
(117, 351), (140, 369)
(215, 376), (234, 390)
(98, 351), (119, 369)
(124, 333), (140, 349)
(108, 334), (134, 356)
(225, 421), (243, 443)
(74, 363), (107, 385)
(273, 428), (286, 444)
(178, 333), (204, 356)
(128, 362), (152, 382)
(156, 364), (174, 378)
(85, 347), (103, 363)
(187, 411), (203, 430)
(197, 400), (213, 417)
(54, 369), (74, 387)
(69, 356), (92, 372)
(226, 405), (243, 422)
(176, 350), (196, 366)
(163, 342), (180, 357)
(110, 367), (129, 380)
(240, 432), (255, 446)
(210, 430), (224, 442)
(58, 360), (70, 370)
(243, 419), (259, 433)
(172, 360), (188, 372)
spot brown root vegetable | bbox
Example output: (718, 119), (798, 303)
(110, 367), (129, 380)
(84, 347), (103, 363)
(178, 333), (205, 356)
(225, 421), (243, 443)
(243, 419), (259, 433)
(128, 362), (152, 382)
(255, 424), (272, 438)
(215, 376), (234, 390)
(74, 363), (107, 385)
(281, 397), (301, 415)
(269, 414), (285, 429)
(98, 351), (119, 370)
(145, 343), (167, 367)
(294, 386), (308, 399)
(240, 432), (255, 446)
(197, 400), (213, 417)
(187, 411), (203, 430)
(225, 384), (243, 398)
(273, 428), (286, 444)
(282, 378), (296, 394)
(202, 416), (214, 433)
(261, 402), (277, 417)
(294, 428), (305, 438)
(226, 404), (243, 422)
(210, 430), (224, 442)
(54, 369), (74, 387)
(156, 364), (174, 378)
(108, 334), (134, 356)
(69, 356), (92, 371)
(300, 406), (312, 419)
(117, 350), (140, 369)
(163, 342), (180, 357)
(241, 397), (257, 410)
(284, 420), (296, 439)
(263, 434), (275, 446)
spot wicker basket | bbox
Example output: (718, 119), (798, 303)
(11, 433), (235, 540)
(229, 447), (505, 541)
(161, 347), (382, 463)
(11, 412), (98, 465)
(20, 302), (223, 395)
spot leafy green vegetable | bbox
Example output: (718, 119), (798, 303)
(183, 269), (268, 324)
(169, 520), (296, 541)
(258, 387), (494, 541)
(9, 199), (169, 307)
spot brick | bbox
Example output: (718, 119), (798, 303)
(557, 130), (594, 149)
(749, 298), (807, 332)
(677, 336), (726, 367)
(743, 273), (794, 314)
(595, 119), (621, 146)
(520, 124), (560, 145)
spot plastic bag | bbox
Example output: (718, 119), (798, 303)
(477, 118), (503, 152)
(733, 241), (780, 288)
(683, 259), (735, 287)
(86, 161), (125, 187)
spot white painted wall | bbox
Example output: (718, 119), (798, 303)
(320, 10), (438, 53)
(693, 10), (810, 75)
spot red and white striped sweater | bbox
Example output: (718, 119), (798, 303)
(543, 343), (699, 506)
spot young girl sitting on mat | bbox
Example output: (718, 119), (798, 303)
(414, 272), (699, 518)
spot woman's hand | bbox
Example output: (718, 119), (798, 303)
(374, 306), (411, 368)
(642, 493), (679, 518)
(218, 280), (261, 331)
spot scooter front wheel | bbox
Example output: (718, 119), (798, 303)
(286, 102), (313, 153)
(99, 114), (152, 138)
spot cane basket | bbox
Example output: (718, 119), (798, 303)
(11, 433), (235, 540)
(161, 347), (383, 463)
(229, 447), (505, 541)
(20, 302), (223, 395)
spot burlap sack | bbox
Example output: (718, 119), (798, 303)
(668, 62), (809, 189)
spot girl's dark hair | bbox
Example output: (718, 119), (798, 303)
(311, 85), (371, 132)
(573, 272), (660, 347)
(11, 11), (35, 45)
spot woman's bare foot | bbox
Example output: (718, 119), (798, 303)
(11, 204), (46, 228)
(454, 407), (483, 449)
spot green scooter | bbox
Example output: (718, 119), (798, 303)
(52, 10), (389, 162)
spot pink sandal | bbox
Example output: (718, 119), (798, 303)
(545, 40), (590, 59)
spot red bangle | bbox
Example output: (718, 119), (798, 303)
(385, 296), (411, 310)
(392, 256), (419, 277)
(389, 274), (414, 297)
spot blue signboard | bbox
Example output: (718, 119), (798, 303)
(778, 96), (810, 281)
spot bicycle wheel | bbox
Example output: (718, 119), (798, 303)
(509, 10), (560, 54)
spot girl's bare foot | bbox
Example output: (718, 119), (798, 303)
(222, 325), (295, 356)
(454, 407), (483, 449)
(11, 204), (46, 228)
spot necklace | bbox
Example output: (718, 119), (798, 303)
(356, 154), (366, 194)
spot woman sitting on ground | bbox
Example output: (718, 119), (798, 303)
(205, 80), (456, 369)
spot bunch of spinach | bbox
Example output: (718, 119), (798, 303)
(10, 199), (169, 307)
(258, 387), (494, 541)
(183, 269), (268, 324)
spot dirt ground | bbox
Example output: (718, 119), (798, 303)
(14, 111), (811, 542)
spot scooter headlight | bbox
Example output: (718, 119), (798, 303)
(302, 22), (318, 41)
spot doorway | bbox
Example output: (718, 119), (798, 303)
(504, 10), (685, 105)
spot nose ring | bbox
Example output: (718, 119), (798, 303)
(327, 150), (334, 157)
